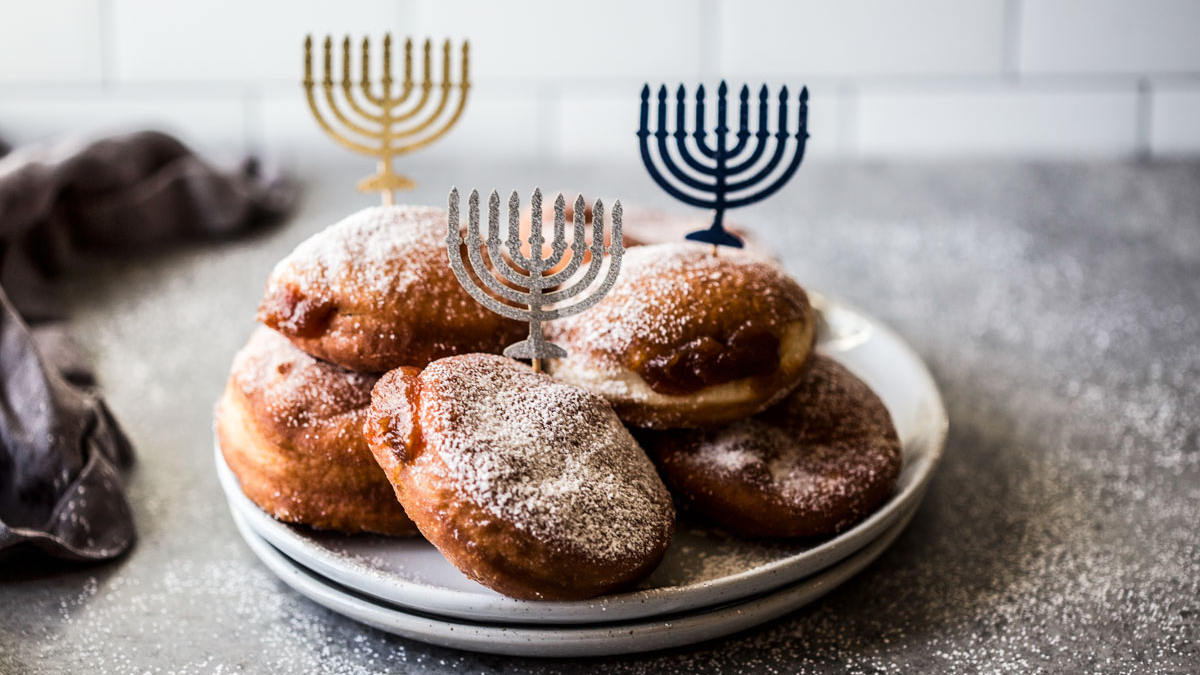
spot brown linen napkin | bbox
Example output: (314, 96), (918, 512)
(0, 131), (296, 561)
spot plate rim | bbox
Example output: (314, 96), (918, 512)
(216, 292), (948, 624)
(229, 499), (919, 657)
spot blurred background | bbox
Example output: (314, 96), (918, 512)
(1, 0), (1198, 164)
(3, 4), (1199, 673)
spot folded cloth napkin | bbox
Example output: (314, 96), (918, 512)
(0, 131), (296, 561)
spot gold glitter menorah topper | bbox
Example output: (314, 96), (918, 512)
(304, 34), (470, 204)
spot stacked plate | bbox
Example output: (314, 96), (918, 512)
(216, 294), (948, 657)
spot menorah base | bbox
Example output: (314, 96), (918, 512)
(504, 339), (569, 361)
(357, 171), (416, 194)
(686, 227), (745, 249)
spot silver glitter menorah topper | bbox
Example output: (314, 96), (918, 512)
(446, 188), (624, 371)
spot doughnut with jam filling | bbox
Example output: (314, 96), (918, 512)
(546, 242), (816, 429)
(257, 205), (526, 373)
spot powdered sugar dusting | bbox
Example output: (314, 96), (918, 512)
(695, 420), (885, 514)
(670, 355), (901, 523)
(548, 242), (806, 369)
(642, 521), (805, 587)
(417, 355), (674, 563)
(231, 327), (376, 429)
(266, 205), (446, 309)
(257, 205), (526, 372)
(17, 161), (1199, 674)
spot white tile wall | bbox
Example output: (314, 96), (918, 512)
(550, 88), (634, 164)
(1020, 0), (1200, 74)
(0, 90), (247, 149)
(408, 0), (704, 83)
(717, 0), (1008, 77)
(1150, 87), (1200, 154)
(0, 0), (1197, 160)
(109, 0), (404, 83)
(0, 0), (104, 83)
(856, 85), (1140, 157)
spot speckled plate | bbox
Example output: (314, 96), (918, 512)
(217, 292), (946, 625)
(231, 498), (918, 657)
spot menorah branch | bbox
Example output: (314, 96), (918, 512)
(637, 81), (810, 249)
(303, 34), (470, 203)
(446, 188), (624, 364)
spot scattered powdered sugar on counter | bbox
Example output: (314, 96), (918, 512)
(22, 539), (431, 675)
(7, 162), (1199, 674)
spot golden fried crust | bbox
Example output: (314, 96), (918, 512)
(644, 355), (902, 539)
(364, 354), (676, 600)
(546, 242), (816, 429)
(216, 328), (418, 536)
(256, 206), (526, 373)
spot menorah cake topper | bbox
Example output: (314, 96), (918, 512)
(638, 81), (809, 248)
(304, 34), (470, 204)
(446, 188), (624, 371)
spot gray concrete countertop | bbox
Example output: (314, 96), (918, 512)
(2, 159), (1198, 674)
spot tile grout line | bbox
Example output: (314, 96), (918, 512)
(1135, 78), (1152, 159)
(837, 81), (858, 158)
(1003, 0), (1023, 83)
(5, 72), (1200, 98)
(98, 0), (115, 91)
(699, 0), (719, 79)
(243, 87), (262, 158)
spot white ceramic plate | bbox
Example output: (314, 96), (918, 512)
(231, 500), (919, 657)
(216, 293), (947, 625)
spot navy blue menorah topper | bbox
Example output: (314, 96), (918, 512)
(637, 81), (809, 249)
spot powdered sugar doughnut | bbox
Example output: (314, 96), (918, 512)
(363, 354), (675, 600)
(216, 327), (418, 536)
(546, 242), (816, 429)
(257, 205), (526, 373)
(644, 355), (902, 538)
